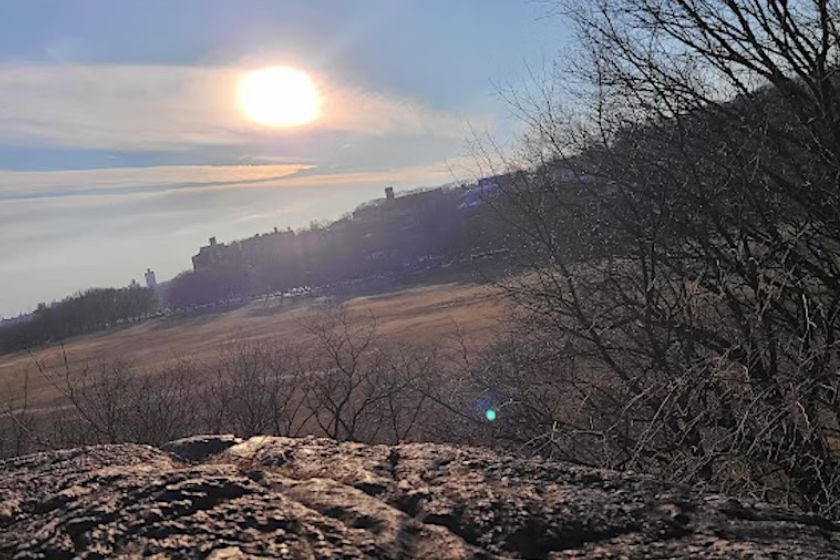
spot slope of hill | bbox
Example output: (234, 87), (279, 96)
(0, 282), (507, 410)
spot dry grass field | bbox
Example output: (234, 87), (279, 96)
(0, 282), (508, 409)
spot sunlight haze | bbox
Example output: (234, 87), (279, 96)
(0, 0), (570, 317)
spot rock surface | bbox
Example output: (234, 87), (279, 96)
(1, 435), (839, 559)
(160, 434), (242, 462)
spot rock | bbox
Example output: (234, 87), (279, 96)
(0, 437), (838, 558)
(160, 434), (242, 462)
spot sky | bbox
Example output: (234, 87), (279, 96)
(0, 0), (572, 318)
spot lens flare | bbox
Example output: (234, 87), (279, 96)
(485, 409), (497, 422)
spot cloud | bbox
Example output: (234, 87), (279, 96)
(322, 85), (481, 138)
(274, 156), (482, 188)
(0, 155), (483, 202)
(0, 163), (312, 201)
(0, 63), (489, 151)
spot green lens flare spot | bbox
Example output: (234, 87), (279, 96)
(485, 409), (497, 422)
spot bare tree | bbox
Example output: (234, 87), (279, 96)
(302, 306), (438, 443)
(0, 369), (42, 458)
(304, 307), (388, 441)
(32, 350), (200, 447)
(36, 353), (136, 445)
(481, 0), (840, 516)
(202, 343), (313, 438)
(377, 347), (435, 444)
(266, 351), (315, 438)
(125, 361), (199, 445)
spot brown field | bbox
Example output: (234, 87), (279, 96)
(0, 282), (508, 409)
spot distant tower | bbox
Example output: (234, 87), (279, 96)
(209, 236), (217, 246)
(144, 268), (158, 289)
(385, 186), (395, 201)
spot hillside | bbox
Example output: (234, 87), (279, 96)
(2, 434), (839, 558)
(0, 282), (507, 410)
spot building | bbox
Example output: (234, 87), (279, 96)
(191, 236), (242, 273)
(144, 268), (158, 289)
(183, 181), (507, 295)
(239, 227), (298, 267)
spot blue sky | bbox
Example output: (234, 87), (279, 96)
(0, 0), (571, 317)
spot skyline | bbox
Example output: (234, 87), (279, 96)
(0, 1), (572, 317)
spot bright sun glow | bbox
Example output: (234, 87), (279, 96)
(237, 66), (321, 127)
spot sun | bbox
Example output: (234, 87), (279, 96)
(237, 66), (321, 127)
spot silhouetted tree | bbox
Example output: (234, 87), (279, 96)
(484, 0), (840, 516)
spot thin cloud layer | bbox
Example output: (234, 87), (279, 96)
(0, 64), (487, 151)
(0, 164), (313, 200)
(0, 155), (481, 202)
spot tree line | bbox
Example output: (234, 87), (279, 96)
(0, 285), (157, 354)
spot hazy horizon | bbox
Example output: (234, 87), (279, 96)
(0, 1), (572, 317)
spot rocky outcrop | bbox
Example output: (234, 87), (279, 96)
(159, 434), (242, 463)
(1, 435), (839, 559)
